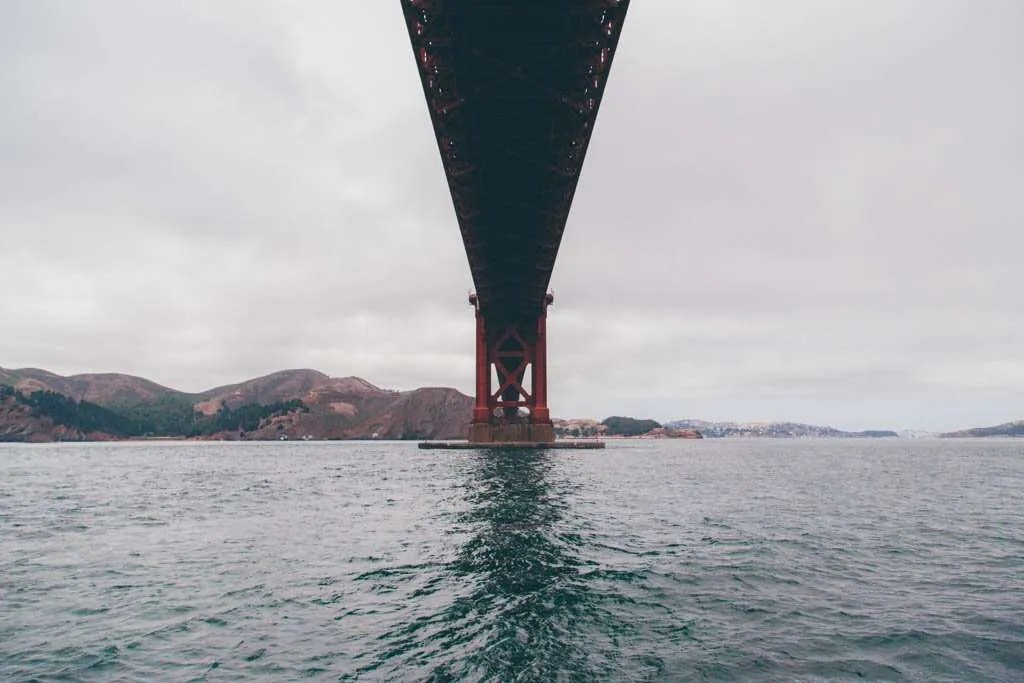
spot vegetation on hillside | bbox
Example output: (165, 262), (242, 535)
(601, 416), (661, 437)
(190, 399), (306, 436)
(113, 395), (197, 435)
(1, 384), (306, 438)
(2, 386), (135, 436)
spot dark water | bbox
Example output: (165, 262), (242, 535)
(1, 440), (1022, 681)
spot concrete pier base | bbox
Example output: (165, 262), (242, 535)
(467, 422), (556, 445)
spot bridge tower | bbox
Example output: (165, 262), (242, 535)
(402, 0), (629, 444)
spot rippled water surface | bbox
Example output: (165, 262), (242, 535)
(1, 439), (1022, 681)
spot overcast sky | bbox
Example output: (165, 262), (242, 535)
(2, 1), (1022, 431)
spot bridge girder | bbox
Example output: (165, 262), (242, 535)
(402, 0), (629, 325)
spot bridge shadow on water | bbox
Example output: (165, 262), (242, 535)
(362, 448), (627, 681)
(438, 449), (589, 680)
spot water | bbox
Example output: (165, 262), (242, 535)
(1, 440), (1021, 681)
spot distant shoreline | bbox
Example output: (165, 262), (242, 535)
(3, 366), (1020, 442)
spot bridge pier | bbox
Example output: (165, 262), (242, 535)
(468, 293), (555, 445)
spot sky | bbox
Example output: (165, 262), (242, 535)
(2, 1), (1022, 432)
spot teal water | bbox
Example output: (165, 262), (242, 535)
(0, 439), (1021, 681)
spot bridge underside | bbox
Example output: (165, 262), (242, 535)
(402, 0), (628, 443)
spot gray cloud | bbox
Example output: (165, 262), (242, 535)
(2, 1), (1022, 431)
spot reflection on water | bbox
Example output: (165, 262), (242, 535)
(441, 449), (592, 680)
(366, 448), (606, 680)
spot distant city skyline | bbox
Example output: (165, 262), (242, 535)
(2, 1), (1022, 432)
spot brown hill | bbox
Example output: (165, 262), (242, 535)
(197, 369), (335, 411)
(345, 386), (473, 440)
(0, 367), (182, 406)
(0, 367), (473, 441)
(241, 386), (473, 441)
(198, 370), (471, 440)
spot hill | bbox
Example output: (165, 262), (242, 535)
(0, 367), (182, 406)
(0, 367), (473, 442)
(940, 420), (1024, 438)
(602, 416), (662, 437)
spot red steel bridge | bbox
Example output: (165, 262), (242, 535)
(401, 0), (629, 444)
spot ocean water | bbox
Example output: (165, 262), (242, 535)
(0, 439), (1021, 681)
